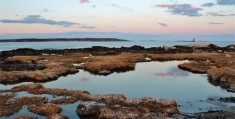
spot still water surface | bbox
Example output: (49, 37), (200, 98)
(1, 61), (235, 118)
(44, 61), (235, 113)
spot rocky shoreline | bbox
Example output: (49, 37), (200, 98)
(0, 43), (235, 118)
(1, 83), (178, 118)
(1, 83), (234, 119)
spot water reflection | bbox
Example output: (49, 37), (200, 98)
(1, 61), (235, 114)
(80, 77), (91, 82)
(154, 67), (189, 77)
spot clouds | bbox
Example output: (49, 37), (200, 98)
(207, 12), (235, 16)
(109, 4), (133, 12)
(154, 4), (202, 16)
(80, 25), (95, 29)
(201, 3), (215, 7)
(41, 8), (49, 13)
(158, 23), (168, 27)
(201, 0), (235, 7)
(79, 0), (89, 4)
(217, 0), (235, 5)
(208, 22), (224, 25)
(0, 15), (78, 27)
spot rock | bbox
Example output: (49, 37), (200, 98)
(42, 53), (49, 56)
(0, 61), (45, 71)
(227, 45), (235, 50)
(98, 107), (159, 119)
(171, 113), (195, 119)
(162, 46), (169, 50)
(98, 70), (111, 75)
(144, 57), (152, 62)
(209, 75), (219, 81)
(91, 94), (126, 105)
(217, 50), (223, 53)
(77, 101), (105, 117)
(11, 83), (44, 92)
(29, 104), (62, 116)
(227, 88), (235, 93)
(39, 59), (48, 62)
(195, 111), (235, 119)
(220, 77), (227, 83)
(82, 56), (89, 59)
(225, 54), (232, 57)
(13, 116), (33, 119)
(123, 98), (178, 116)
(187, 43), (211, 48)
(88, 54), (94, 57)
(219, 97), (235, 103)
(72, 63), (85, 68)
(47, 113), (68, 119)
(194, 49), (203, 53)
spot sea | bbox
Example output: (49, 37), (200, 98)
(0, 40), (234, 51)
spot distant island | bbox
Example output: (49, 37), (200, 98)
(0, 38), (128, 42)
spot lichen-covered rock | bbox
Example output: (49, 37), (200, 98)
(47, 113), (68, 119)
(29, 104), (62, 116)
(11, 83), (44, 93)
(77, 101), (105, 117)
(195, 111), (235, 119)
(89, 94), (126, 105)
(98, 107), (159, 119)
(123, 98), (179, 116)
(0, 92), (47, 117)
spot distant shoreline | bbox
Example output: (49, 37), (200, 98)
(0, 38), (128, 42)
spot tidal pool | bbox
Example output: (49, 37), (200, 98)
(44, 61), (235, 113)
(1, 61), (235, 118)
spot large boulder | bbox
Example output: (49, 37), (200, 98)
(77, 101), (105, 117)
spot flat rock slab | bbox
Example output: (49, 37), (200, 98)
(29, 104), (62, 116)
(47, 113), (68, 119)
(195, 111), (235, 119)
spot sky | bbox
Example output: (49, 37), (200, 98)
(0, 0), (234, 40)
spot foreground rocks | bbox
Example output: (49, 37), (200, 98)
(77, 97), (178, 118)
(0, 83), (179, 118)
(195, 111), (235, 119)
(1, 84), (235, 118)
(0, 92), (47, 117)
(29, 104), (62, 116)
(172, 111), (235, 119)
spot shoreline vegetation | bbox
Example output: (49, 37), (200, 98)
(0, 38), (128, 42)
(0, 43), (235, 118)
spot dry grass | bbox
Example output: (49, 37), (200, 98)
(178, 61), (209, 73)
(83, 53), (145, 73)
(1, 53), (88, 83)
(0, 92), (47, 117)
(1, 52), (235, 88)
(6, 83), (178, 117)
(148, 53), (218, 61)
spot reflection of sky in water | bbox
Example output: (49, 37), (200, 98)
(154, 67), (190, 77)
(1, 61), (235, 114)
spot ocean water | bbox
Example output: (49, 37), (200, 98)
(0, 40), (234, 51)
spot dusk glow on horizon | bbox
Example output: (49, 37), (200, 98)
(0, 0), (234, 40)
